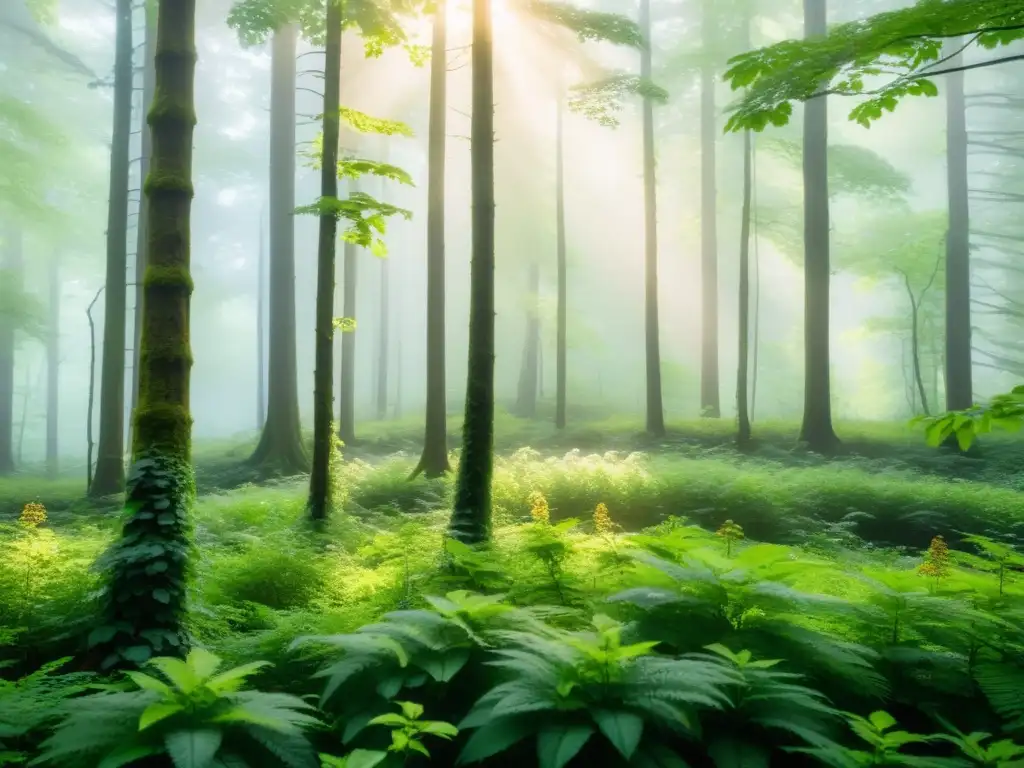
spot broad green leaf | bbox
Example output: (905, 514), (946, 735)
(97, 745), (164, 768)
(339, 750), (388, 768)
(126, 671), (173, 696)
(139, 702), (185, 731)
(707, 739), (771, 768)
(537, 723), (595, 768)
(457, 717), (533, 764)
(164, 729), (223, 768)
(593, 710), (643, 760)
(206, 661), (271, 694)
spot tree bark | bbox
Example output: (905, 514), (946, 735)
(256, 206), (266, 430)
(515, 262), (540, 418)
(90, 0), (133, 497)
(338, 229), (358, 446)
(640, 0), (664, 437)
(0, 226), (21, 475)
(249, 24), (308, 474)
(413, 0), (451, 478)
(945, 52), (973, 412)
(307, 0), (342, 521)
(449, 0), (495, 544)
(46, 251), (60, 478)
(737, 130), (753, 447)
(555, 93), (567, 430)
(129, 2), (156, 453)
(99, 0), (198, 668)
(798, 0), (839, 453)
(699, 0), (720, 419)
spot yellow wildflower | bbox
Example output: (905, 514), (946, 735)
(19, 501), (47, 529)
(529, 491), (550, 524)
(593, 502), (614, 537)
(919, 535), (950, 585)
(716, 519), (744, 556)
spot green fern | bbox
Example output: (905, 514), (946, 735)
(34, 648), (320, 768)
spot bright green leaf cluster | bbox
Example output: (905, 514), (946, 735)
(568, 74), (668, 128)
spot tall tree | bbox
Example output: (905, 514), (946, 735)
(797, 0), (839, 452)
(93, 0), (198, 668)
(376, 245), (390, 421)
(944, 52), (972, 413)
(308, 0), (342, 521)
(338, 225), (358, 446)
(248, 24), (308, 474)
(699, 0), (720, 418)
(412, 0), (452, 478)
(46, 251), (59, 477)
(448, 0), (496, 544)
(554, 92), (567, 430)
(736, 8), (753, 448)
(0, 227), (21, 475)
(639, 0), (665, 437)
(256, 207), (267, 430)
(515, 261), (541, 418)
(90, 0), (134, 497)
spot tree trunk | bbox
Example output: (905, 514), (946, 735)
(338, 230), (358, 446)
(249, 24), (308, 474)
(90, 0), (133, 497)
(945, 53), (972, 412)
(449, 0), (495, 544)
(555, 93), (567, 430)
(699, 0), (720, 419)
(0, 227), (21, 475)
(515, 262), (540, 418)
(797, 0), (839, 453)
(376, 248), (390, 421)
(307, 0), (342, 521)
(129, 1), (156, 453)
(737, 129), (753, 447)
(86, 288), (103, 489)
(256, 206), (266, 430)
(413, 0), (451, 478)
(97, 0), (198, 669)
(639, 0), (664, 437)
(46, 252), (60, 478)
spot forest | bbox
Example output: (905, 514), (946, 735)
(3, 0), (1024, 765)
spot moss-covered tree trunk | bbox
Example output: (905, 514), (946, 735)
(944, 54), (972, 413)
(699, 0), (720, 419)
(449, 0), (495, 544)
(0, 227), (21, 476)
(413, 0), (451, 479)
(555, 92), (567, 430)
(798, 0), (839, 453)
(639, 0), (664, 437)
(250, 24), (308, 474)
(515, 262), (540, 418)
(90, 0), (133, 497)
(129, 1), (156, 453)
(95, 0), (197, 669)
(307, 0), (342, 521)
(46, 251), (60, 478)
(338, 230), (358, 446)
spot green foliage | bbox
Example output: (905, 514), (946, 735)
(91, 453), (196, 670)
(322, 700), (458, 767)
(227, 0), (408, 53)
(723, 0), (1024, 131)
(567, 75), (669, 128)
(525, 0), (644, 47)
(916, 386), (1024, 451)
(0, 272), (44, 339)
(295, 193), (412, 258)
(36, 647), (321, 768)
(759, 137), (912, 200)
(339, 108), (413, 138)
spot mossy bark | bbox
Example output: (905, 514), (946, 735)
(639, 0), (664, 438)
(97, 0), (198, 670)
(250, 25), (308, 475)
(699, 0), (720, 419)
(307, 0), (342, 521)
(90, 0), (134, 497)
(413, 0), (451, 479)
(555, 94), (567, 431)
(798, 0), (840, 454)
(449, 0), (495, 544)
(0, 227), (21, 475)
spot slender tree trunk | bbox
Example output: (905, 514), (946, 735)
(86, 287), (103, 489)
(639, 0), (664, 437)
(737, 129), (753, 447)
(394, 287), (403, 420)
(308, 0), (342, 521)
(98, 0), (198, 669)
(129, 1), (156, 453)
(0, 227), (20, 475)
(798, 0), (839, 453)
(449, 0), (495, 544)
(413, 0), (451, 478)
(515, 262), (540, 418)
(90, 0), (133, 497)
(256, 206), (266, 430)
(555, 94), (567, 430)
(46, 252), (60, 478)
(250, 24), (308, 474)
(338, 229), (358, 445)
(945, 53), (972, 413)
(376, 249), (390, 420)
(17, 362), (35, 465)
(699, 0), (720, 418)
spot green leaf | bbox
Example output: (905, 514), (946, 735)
(397, 701), (423, 720)
(419, 650), (470, 683)
(707, 739), (771, 768)
(88, 625), (118, 648)
(457, 718), (533, 764)
(339, 750), (388, 768)
(153, 589), (172, 604)
(592, 710), (643, 760)
(164, 729), (223, 768)
(206, 661), (271, 694)
(868, 711), (897, 732)
(139, 702), (185, 731)
(537, 724), (595, 768)
(367, 713), (409, 728)
(97, 745), (164, 768)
